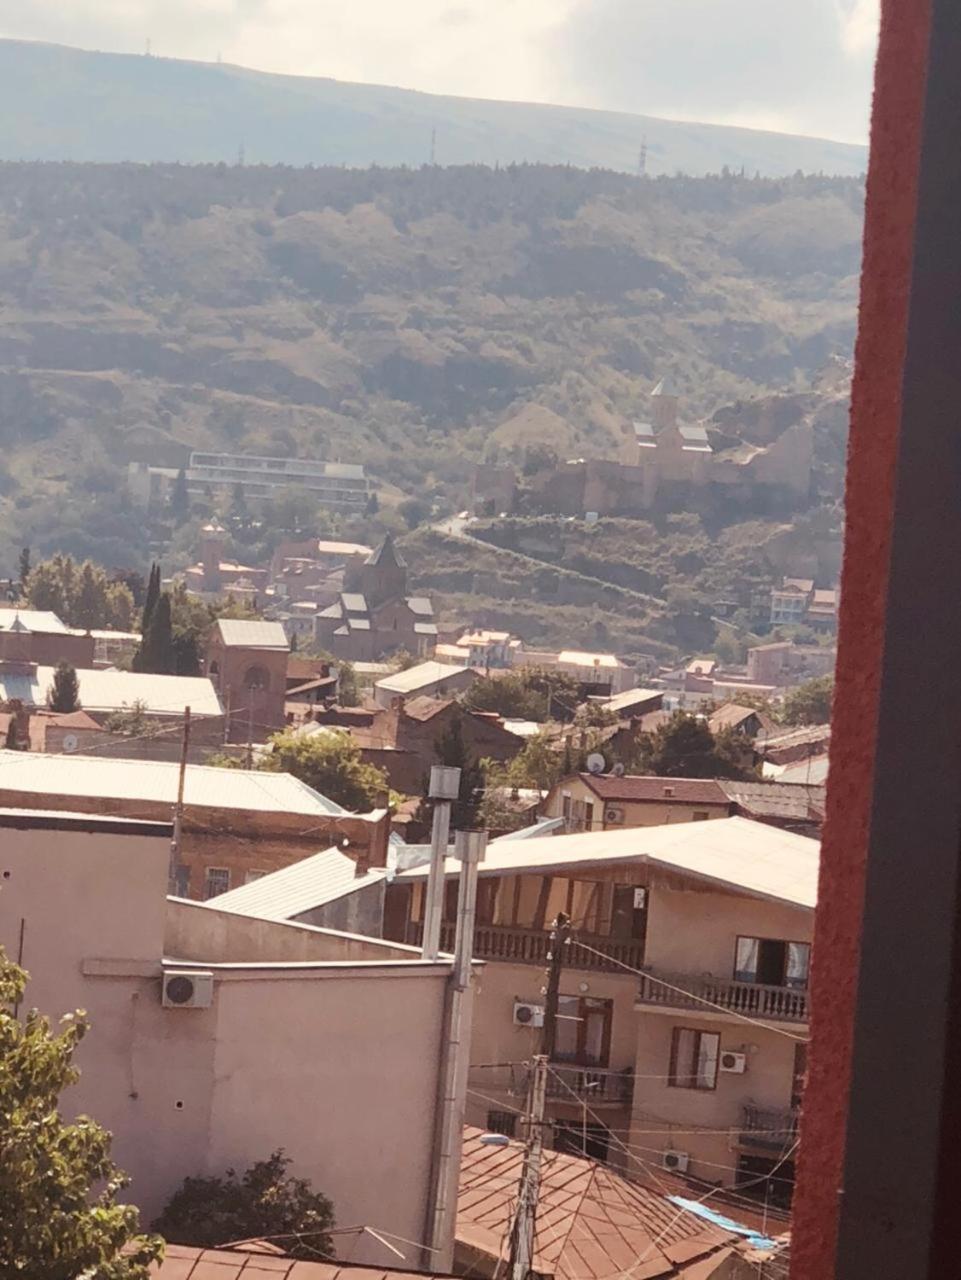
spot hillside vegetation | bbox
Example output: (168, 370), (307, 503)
(0, 162), (861, 576)
(0, 40), (867, 178)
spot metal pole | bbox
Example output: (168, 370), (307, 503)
(245, 701), (254, 770)
(508, 1054), (548, 1280)
(428, 829), (486, 1271)
(169, 706), (191, 895)
(422, 765), (461, 961)
(541, 912), (570, 1060)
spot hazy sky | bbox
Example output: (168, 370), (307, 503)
(0, 0), (879, 144)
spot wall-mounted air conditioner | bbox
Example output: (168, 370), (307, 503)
(604, 807), (625, 824)
(513, 1001), (545, 1028)
(162, 970), (214, 1009)
(662, 1150), (689, 1173)
(719, 1051), (748, 1074)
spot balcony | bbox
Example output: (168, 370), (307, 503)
(545, 1064), (634, 1107)
(740, 1104), (800, 1154)
(436, 922), (645, 973)
(635, 969), (809, 1024)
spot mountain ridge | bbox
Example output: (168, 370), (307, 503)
(0, 38), (867, 177)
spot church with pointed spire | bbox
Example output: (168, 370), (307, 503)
(313, 534), (437, 661)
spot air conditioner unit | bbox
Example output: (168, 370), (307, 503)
(605, 807), (625, 825)
(62, 733), (79, 753)
(162, 971), (214, 1010)
(662, 1150), (689, 1173)
(719, 1051), (748, 1074)
(513, 1001), (545, 1028)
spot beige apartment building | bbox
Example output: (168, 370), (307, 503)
(0, 808), (466, 1266)
(390, 818), (815, 1197)
(544, 772), (735, 831)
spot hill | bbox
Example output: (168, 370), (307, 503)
(0, 161), (860, 657)
(0, 39), (869, 178)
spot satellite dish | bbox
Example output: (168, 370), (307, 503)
(62, 733), (79, 753)
(586, 752), (606, 775)
(612, 762), (626, 777)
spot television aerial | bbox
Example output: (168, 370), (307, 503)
(586, 752), (606, 775)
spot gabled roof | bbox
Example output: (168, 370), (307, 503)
(0, 750), (347, 815)
(398, 815), (819, 910)
(215, 618), (289, 650)
(0, 667), (222, 716)
(719, 779), (826, 822)
(578, 773), (732, 806)
(458, 1126), (744, 1280)
(406, 595), (434, 616)
(376, 661), (475, 696)
(603, 687), (664, 715)
(651, 376), (678, 398)
(341, 593), (368, 614)
(365, 532), (407, 569)
(708, 703), (776, 734)
(0, 609), (69, 634)
(201, 846), (384, 920)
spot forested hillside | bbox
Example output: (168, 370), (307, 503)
(0, 162), (861, 573)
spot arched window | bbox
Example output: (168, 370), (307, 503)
(244, 664), (270, 692)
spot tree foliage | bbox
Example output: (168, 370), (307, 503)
(781, 675), (834, 726)
(337, 661), (359, 708)
(632, 711), (756, 779)
(25, 554), (135, 631)
(152, 1150), (334, 1260)
(433, 709), (484, 829)
(46, 661), (81, 713)
(0, 949), (163, 1278)
(261, 727), (390, 811)
(464, 668), (581, 723)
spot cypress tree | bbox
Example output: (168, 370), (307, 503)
(141, 563), (160, 633)
(140, 593), (175, 675)
(46, 662), (81, 713)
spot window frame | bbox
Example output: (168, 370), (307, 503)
(668, 1027), (721, 1091)
(203, 867), (231, 900)
(486, 1109), (517, 1138)
(733, 935), (811, 989)
(551, 994), (613, 1068)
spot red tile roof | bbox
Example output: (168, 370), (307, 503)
(578, 775), (732, 806)
(458, 1127), (738, 1279)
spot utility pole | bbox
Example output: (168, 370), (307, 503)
(422, 765), (461, 959)
(169, 706), (191, 895)
(245, 702), (254, 770)
(507, 913), (569, 1280)
(427, 828), (487, 1271)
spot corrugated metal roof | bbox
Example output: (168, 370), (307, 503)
(0, 609), (69, 633)
(414, 621), (438, 635)
(406, 596), (434, 616)
(776, 755), (830, 785)
(342, 593), (368, 614)
(203, 846), (384, 918)
(376, 661), (474, 695)
(604, 687), (663, 714)
(399, 816), (819, 909)
(216, 618), (289, 649)
(0, 667), (222, 716)
(458, 1126), (738, 1280)
(347, 617), (371, 631)
(149, 1244), (456, 1279)
(0, 750), (346, 814)
(557, 650), (625, 669)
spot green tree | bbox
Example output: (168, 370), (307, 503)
(17, 546), (29, 597)
(103, 699), (162, 739)
(263, 727), (390, 810)
(501, 731), (565, 790)
(464, 668), (580, 723)
(169, 468), (190, 524)
(781, 675), (834, 726)
(434, 710), (484, 828)
(0, 949), (163, 1277)
(633, 711), (756, 780)
(397, 496), (430, 530)
(152, 1151), (334, 1260)
(25, 555), (135, 631)
(141, 563), (161, 635)
(134, 594), (175, 675)
(338, 660), (359, 707)
(46, 661), (81, 713)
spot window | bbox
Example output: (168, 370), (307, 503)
(669, 1028), (720, 1090)
(554, 1120), (609, 1162)
(735, 937), (811, 988)
(203, 868), (231, 899)
(553, 996), (612, 1067)
(692, 810), (710, 821)
(487, 1109), (517, 1138)
(610, 884), (648, 942)
(244, 664), (270, 690)
(244, 870), (267, 884)
(584, 801), (595, 830)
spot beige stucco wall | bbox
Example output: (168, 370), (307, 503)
(544, 776), (730, 829)
(0, 822), (450, 1266)
(644, 879), (813, 976)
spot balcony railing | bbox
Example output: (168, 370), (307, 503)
(436, 922), (645, 973)
(740, 1104), (800, 1153)
(635, 969), (809, 1024)
(544, 1064), (635, 1106)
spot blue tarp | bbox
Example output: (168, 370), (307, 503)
(667, 1196), (778, 1251)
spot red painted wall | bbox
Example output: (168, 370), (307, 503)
(790, 3), (932, 1275)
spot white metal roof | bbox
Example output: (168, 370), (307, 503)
(201, 846), (385, 919)
(215, 619), (289, 650)
(376, 661), (473, 695)
(0, 667), (222, 716)
(398, 816), (819, 909)
(603, 688), (664, 713)
(557, 650), (625, 670)
(0, 609), (69, 633)
(0, 750), (347, 814)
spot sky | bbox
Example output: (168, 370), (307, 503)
(0, 0), (880, 144)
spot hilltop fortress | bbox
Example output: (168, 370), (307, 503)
(474, 378), (816, 518)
